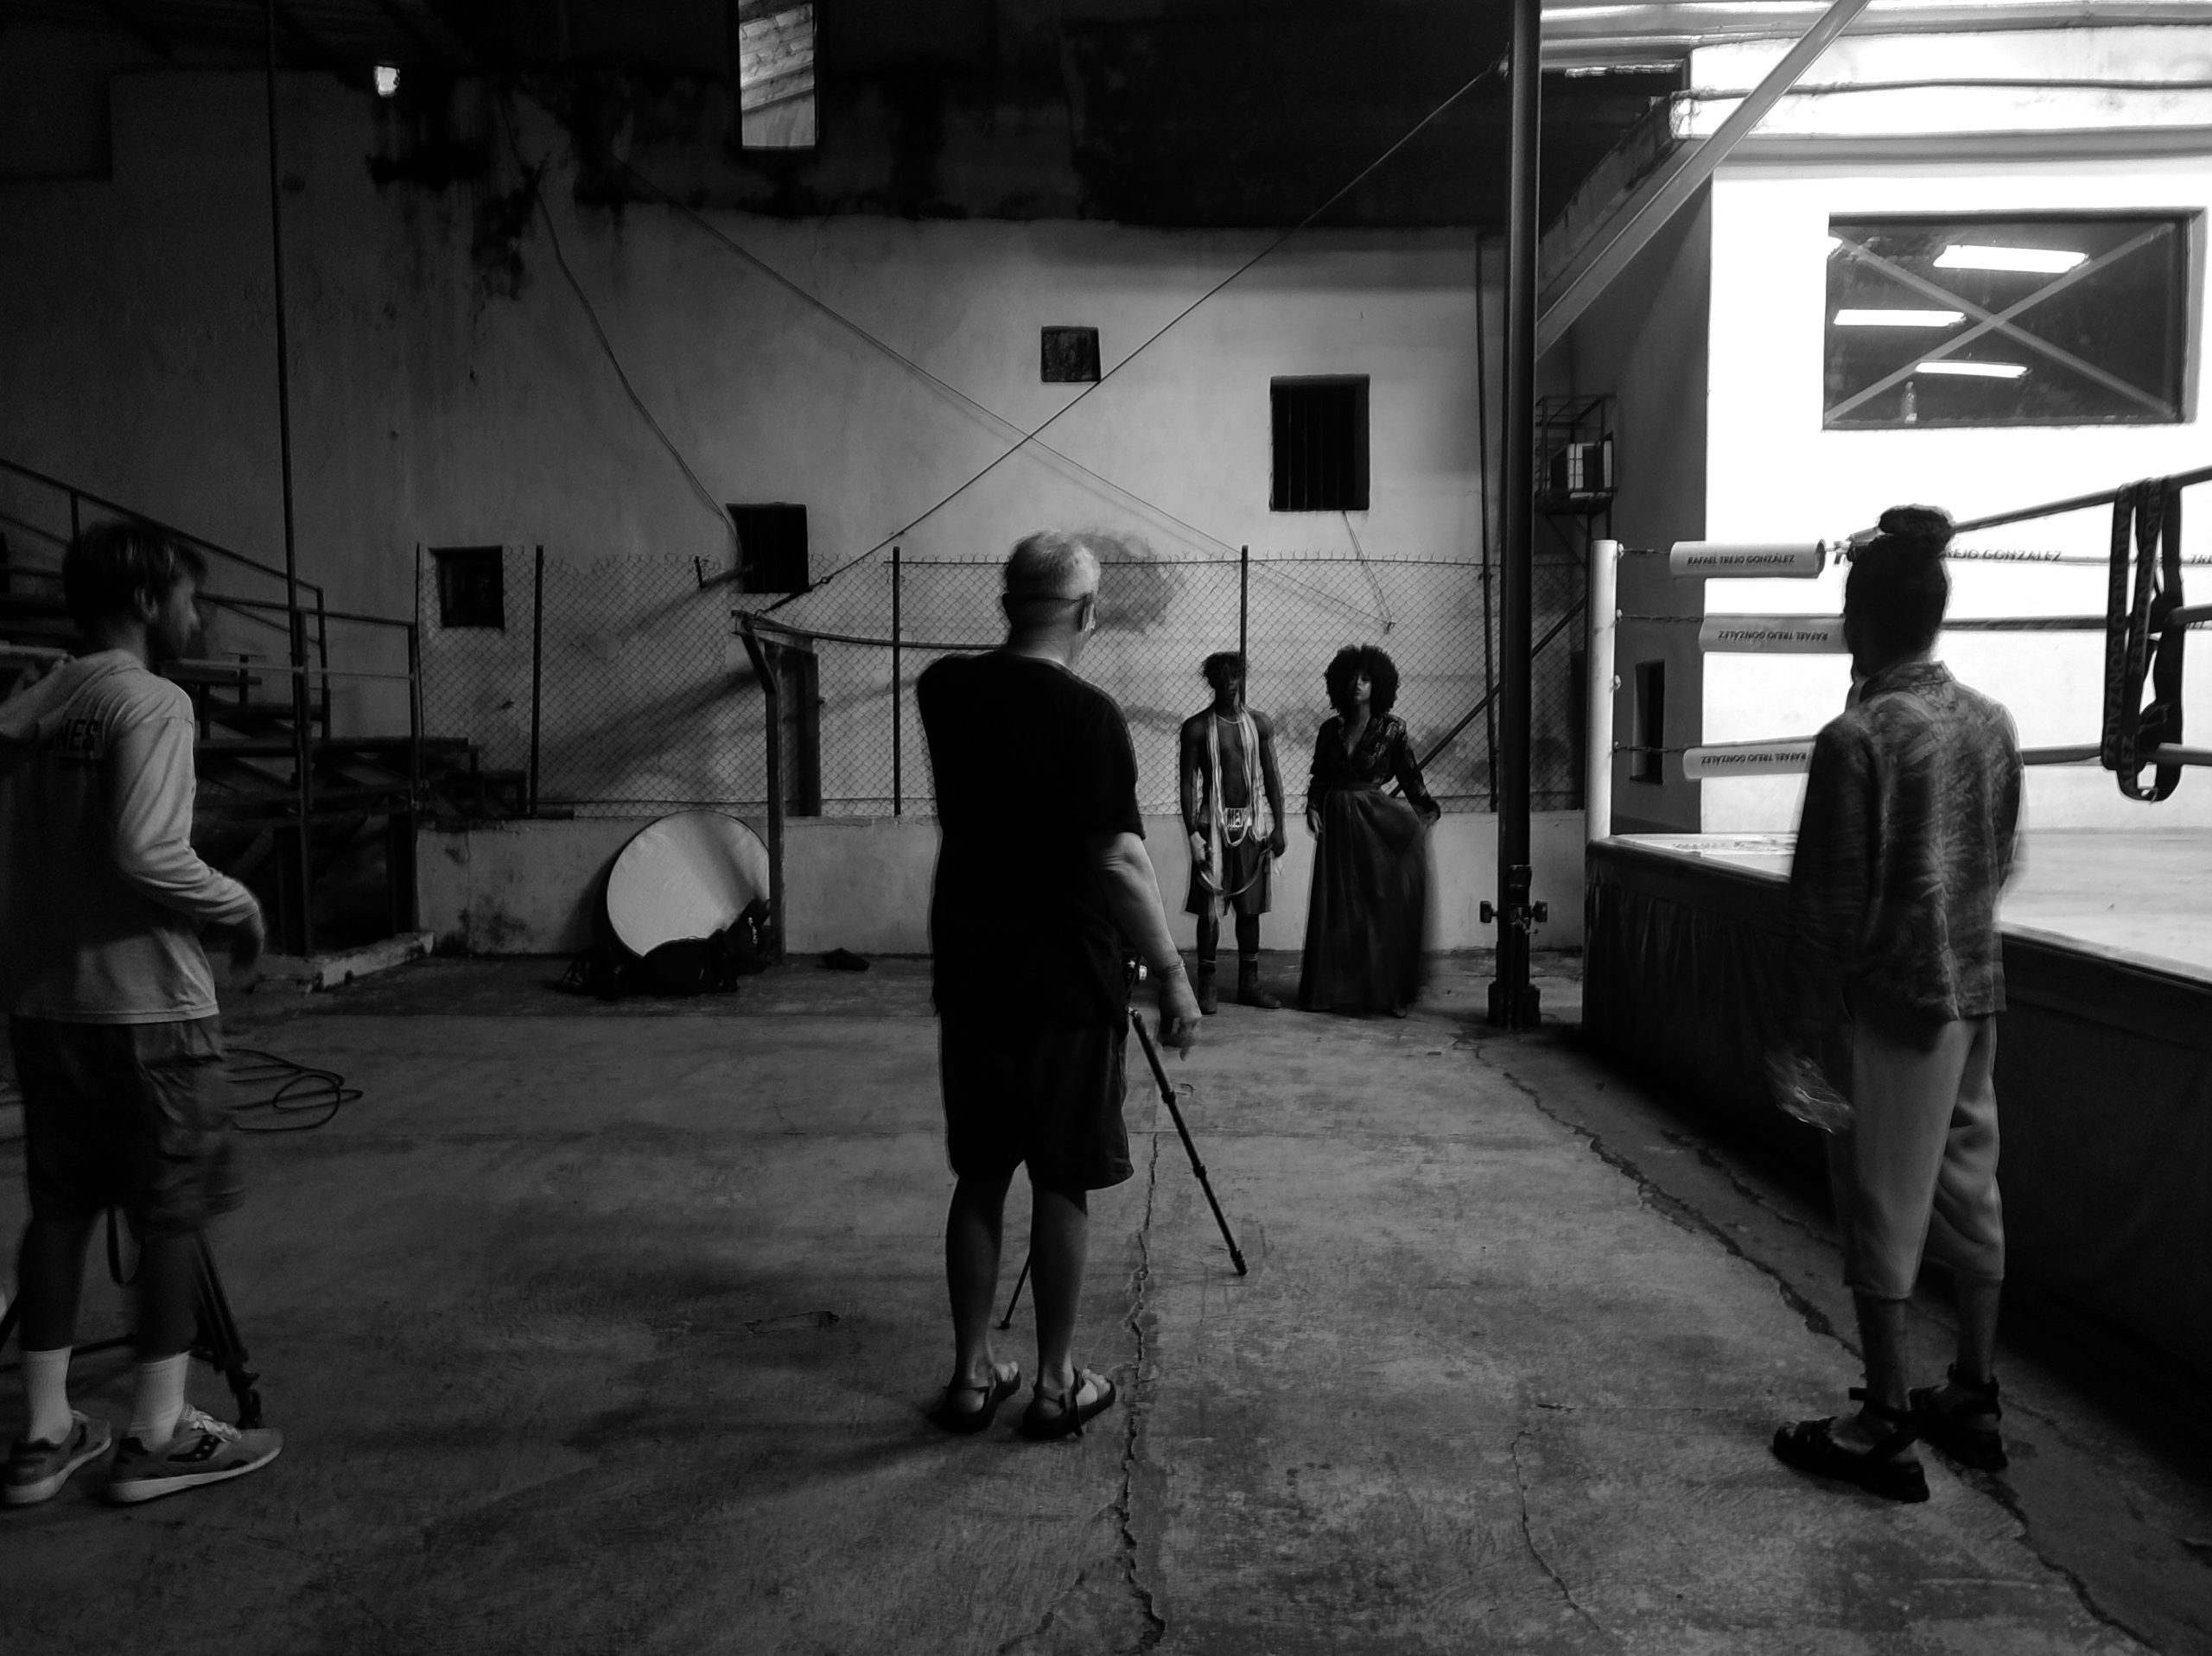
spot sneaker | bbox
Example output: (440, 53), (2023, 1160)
(107, 1406), (282, 1505)
(4, 1412), (114, 1507)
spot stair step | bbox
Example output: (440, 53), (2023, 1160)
(198, 697), (329, 726)
(169, 662), (268, 688)
(1, 616), (79, 644)
(198, 735), (467, 759)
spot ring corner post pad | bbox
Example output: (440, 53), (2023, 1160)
(1129, 1008), (1249, 1276)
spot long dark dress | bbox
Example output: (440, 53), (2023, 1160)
(1298, 712), (1439, 1013)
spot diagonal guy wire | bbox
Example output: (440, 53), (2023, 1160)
(709, 55), (1508, 610)
(1826, 226), (2171, 422)
(498, 96), (739, 552)
(506, 64), (1498, 625)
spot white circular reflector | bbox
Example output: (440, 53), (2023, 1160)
(605, 810), (771, 957)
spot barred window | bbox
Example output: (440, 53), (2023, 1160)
(1271, 377), (1370, 512)
(1824, 213), (2190, 429)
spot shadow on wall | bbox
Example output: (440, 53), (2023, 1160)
(538, 672), (761, 808)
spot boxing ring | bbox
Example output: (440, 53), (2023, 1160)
(1579, 469), (2212, 1381)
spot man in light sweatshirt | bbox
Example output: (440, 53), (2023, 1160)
(1, 522), (283, 1506)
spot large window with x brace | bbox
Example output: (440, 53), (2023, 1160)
(1824, 213), (2192, 429)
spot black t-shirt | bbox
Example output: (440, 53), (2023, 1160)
(918, 652), (1145, 1025)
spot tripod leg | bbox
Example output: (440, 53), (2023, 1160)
(1129, 1010), (1249, 1275)
(997, 1253), (1032, 1330)
(189, 1234), (264, 1431)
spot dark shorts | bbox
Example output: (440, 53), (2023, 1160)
(1185, 831), (1274, 919)
(10, 1017), (239, 1236)
(938, 1016), (1133, 1192)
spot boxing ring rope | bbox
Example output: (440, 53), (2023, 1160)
(1584, 464), (2212, 839)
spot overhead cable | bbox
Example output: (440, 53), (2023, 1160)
(498, 96), (737, 556)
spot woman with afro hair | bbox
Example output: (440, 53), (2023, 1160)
(1298, 644), (1440, 1015)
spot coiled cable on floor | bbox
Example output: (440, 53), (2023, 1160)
(224, 1047), (359, 1133)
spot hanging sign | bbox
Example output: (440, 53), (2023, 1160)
(1669, 542), (1827, 579)
(1698, 614), (1848, 654)
(1683, 739), (1817, 779)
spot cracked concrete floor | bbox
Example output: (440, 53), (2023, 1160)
(1, 955), (2207, 1655)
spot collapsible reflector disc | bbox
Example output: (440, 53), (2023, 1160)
(606, 810), (771, 957)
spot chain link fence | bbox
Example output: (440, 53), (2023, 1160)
(760, 545), (1587, 817)
(418, 542), (1587, 820)
(419, 546), (760, 815)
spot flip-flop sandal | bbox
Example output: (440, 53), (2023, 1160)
(1772, 1390), (1929, 1503)
(1018, 1369), (1118, 1441)
(931, 1363), (1021, 1435)
(1910, 1367), (2007, 1471)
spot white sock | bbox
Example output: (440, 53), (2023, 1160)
(22, 1347), (73, 1445)
(128, 1354), (191, 1450)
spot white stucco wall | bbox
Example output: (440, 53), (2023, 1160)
(1697, 157), (2212, 832)
(0, 72), (1516, 810)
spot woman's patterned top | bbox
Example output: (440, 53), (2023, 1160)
(1789, 659), (2023, 1030)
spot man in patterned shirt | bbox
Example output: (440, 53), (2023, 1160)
(1771, 506), (2024, 1503)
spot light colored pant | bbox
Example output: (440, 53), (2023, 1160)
(1828, 1006), (2005, 1301)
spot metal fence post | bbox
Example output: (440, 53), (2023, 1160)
(892, 543), (902, 816)
(1238, 544), (1249, 666)
(738, 616), (785, 963)
(530, 544), (544, 815)
(1489, 0), (1541, 1029)
(1586, 539), (1619, 843)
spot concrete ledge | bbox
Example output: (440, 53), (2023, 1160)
(258, 930), (435, 992)
(420, 812), (1591, 957)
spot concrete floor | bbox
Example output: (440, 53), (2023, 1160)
(3, 954), (2209, 1655)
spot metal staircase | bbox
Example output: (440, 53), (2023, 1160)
(1, 457), (525, 955)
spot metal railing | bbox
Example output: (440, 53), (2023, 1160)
(0, 456), (424, 953)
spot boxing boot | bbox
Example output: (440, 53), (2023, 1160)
(1236, 958), (1281, 1010)
(1195, 961), (1220, 1015)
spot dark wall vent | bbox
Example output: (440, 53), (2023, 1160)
(433, 546), (505, 630)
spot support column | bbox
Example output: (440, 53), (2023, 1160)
(264, 0), (312, 955)
(1487, 0), (1542, 1028)
(1586, 539), (1620, 843)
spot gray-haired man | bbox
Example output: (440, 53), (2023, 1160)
(917, 531), (1201, 1440)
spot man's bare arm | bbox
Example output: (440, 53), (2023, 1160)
(1255, 713), (1288, 853)
(1089, 829), (1203, 1049)
(1179, 719), (1208, 867)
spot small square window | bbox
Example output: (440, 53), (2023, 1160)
(1824, 213), (2189, 428)
(729, 504), (810, 593)
(433, 546), (505, 630)
(734, 2), (817, 149)
(1270, 378), (1370, 512)
(1041, 327), (1101, 383)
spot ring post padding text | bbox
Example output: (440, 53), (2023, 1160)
(1697, 614), (1848, 654)
(1669, 542), (1827, 579)
(1682, 739), (1818, 778)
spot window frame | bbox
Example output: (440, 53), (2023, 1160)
(733, 0), (819, 154)
(1821, 211), (2195, 431)
(1269, 375), (1371, 513)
